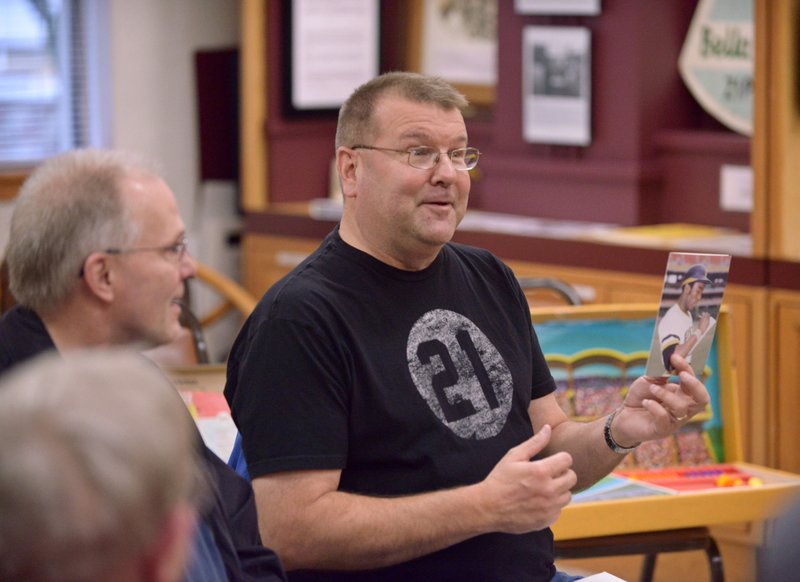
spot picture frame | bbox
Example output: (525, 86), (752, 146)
(288, 0), (380, 112)
(522, 25), (591, 146)
(515, 0), (601, 16)
(406, 0), (497, 107)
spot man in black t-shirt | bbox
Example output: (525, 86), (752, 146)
(225, 72), (711, 581)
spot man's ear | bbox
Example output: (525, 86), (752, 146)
(336, 147), (358, 199)
(146, 504), (197, 582)
(81, 253), (114, 303)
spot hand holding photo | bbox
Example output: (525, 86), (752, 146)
(645, 252), (732, 378)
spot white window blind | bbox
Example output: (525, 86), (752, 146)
(0, 0), (104, 167)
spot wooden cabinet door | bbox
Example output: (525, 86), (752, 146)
(242, 234), (319, 297)
(769, 290), (800, 471)
(724, 286), (770, 464)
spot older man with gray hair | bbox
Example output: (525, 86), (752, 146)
(0, 349), (201, 582)
(0, 148), (285, 581)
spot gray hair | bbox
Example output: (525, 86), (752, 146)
(6, 148), (159, 314)
(0, 349), (202, 582)
(335, 71), (469, 149)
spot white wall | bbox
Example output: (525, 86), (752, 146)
(109, 0), (240, 227)
(3, 1), (243, 360)
(3, 0), (241, 256)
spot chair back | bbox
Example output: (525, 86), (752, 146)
(517, 276), (582, 307)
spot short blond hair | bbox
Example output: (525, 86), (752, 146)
(335, 71), (469, 149)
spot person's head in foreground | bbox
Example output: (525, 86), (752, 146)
(6, 148), (196, 350)
(0, 350), (203, 582)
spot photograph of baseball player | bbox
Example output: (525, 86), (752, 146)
(646, 252), (732, 378)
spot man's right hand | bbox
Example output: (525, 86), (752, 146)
(252, 426), (576, 570)
(477, 425), (576, 534)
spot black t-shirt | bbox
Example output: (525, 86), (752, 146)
(226, 229), (558, 581)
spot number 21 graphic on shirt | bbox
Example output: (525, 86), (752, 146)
(407, 309), (514, 439)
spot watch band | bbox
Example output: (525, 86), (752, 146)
(604, 408), (641, 454)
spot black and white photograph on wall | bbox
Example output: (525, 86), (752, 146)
(515, 0), (600, 15)
(522, 25), (591, 146)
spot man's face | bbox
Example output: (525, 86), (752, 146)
(110, 173), (196, 348)
(682, 281), (705, 311)
(340, 95), (471, 269)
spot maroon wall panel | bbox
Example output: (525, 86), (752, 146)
(262, 0), (750, 231)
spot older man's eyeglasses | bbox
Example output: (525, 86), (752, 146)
(79, 237), (189, 278)
(351, 145), (480, 171)
(104, 236), (189, 261)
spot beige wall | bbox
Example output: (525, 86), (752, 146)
(2, 0), (241, 260)
(109, 0), (240, 222)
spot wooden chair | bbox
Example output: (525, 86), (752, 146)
(517, 276), (582, 307)
(193, 262), (258, 332)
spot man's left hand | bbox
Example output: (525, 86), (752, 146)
(612, 354), (711, 445)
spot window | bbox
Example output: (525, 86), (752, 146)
(0, 0), (107, 168)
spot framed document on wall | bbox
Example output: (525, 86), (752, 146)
(406, 0), (497, 107)
(289, 0), (380, 111)
(522, 26), (591, 146)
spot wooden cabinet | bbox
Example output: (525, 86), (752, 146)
(768, 290), (800, 471)
(753, 0), (800, 260)
(242, 234), (318, 298)
(725, 286), (770, 464)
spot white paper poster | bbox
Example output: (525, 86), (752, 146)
(291, 0), (380, 109)
(678, 0), (753, 136)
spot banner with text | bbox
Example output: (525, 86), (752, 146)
(678, 0), (753, 136)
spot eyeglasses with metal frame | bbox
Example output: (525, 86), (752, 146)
(350, 145), (481, 171)
(78, 236), (189, 278)
(104, 236), (189, 261)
